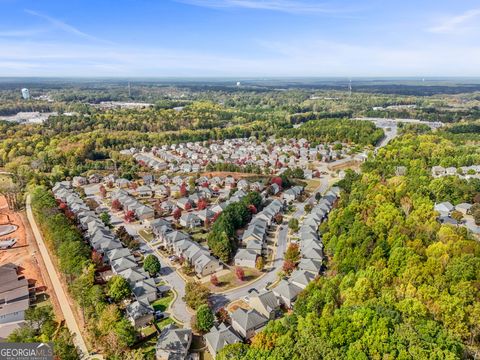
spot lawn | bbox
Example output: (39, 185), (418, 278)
(209, 267), (262, 292)
(151, 292), (174, 312)
(138, 229), (154, 242)
(304, 178), (322, 193)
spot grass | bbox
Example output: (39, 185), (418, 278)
(156, 317), (174, 329)
(209, 267), (262, 292)
(304, 178), (322, 193)
(151, 292), (174, 312)
(138, 229), (154, 242)
(191, 232), (208, 243)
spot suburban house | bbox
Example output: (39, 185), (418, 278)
(289, 269), (316, 289)
(126, 297), (154, 328)
(282, 185), (304, 202)
(204, 323), (242, 357)
(155, 324), (192, 360)
(179, 213), (202, 229)
(0, 263), (31, 340)
(132, 278), (158, 303)
(434, 202), (454, 217)
(230, 308), (268, 339)
(234, 249), (258, 268)
(298, 258), (322, 274)
(248, 290), (280, 319)
(272, 280), (303, 308)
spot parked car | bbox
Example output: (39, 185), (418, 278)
(155, 311), (168, 320)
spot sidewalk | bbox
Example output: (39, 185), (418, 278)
(25, 195), (90, 359)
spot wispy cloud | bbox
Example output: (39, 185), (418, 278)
(175, 0), (350, 14)
(428, 8), (480, 34)
(25, 9), (112, 43)
(0, 28), (47, 37)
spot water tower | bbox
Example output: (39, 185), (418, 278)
(21, 88), (30, 100)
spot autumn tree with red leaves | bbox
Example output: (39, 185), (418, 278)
(173, 208), (182, 221)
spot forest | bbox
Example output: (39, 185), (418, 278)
(218, 133), (480, 360)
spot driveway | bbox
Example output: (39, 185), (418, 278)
(210, 224), (289, 311)
(136, 237), (191, 325)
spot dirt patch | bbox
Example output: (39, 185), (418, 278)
(0, 196), (62, 319)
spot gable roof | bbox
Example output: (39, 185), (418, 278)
(230, 308), (268, 332)
(156, 324), (192, 358)
(204, 324), (241, 355)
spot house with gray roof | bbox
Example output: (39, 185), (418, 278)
(290, 269), (316, 289)
(132, 278), (158, 303)
(230, 308), (268, 339)
(234, 249), (258, 268)
(156, 324), (192, 360)
(272, 280), (302, 308)
(126, 297), (154, 328)
(249, 290), (280, 319)
(298, 258), (322, 274)
(204, 324), (242, 357)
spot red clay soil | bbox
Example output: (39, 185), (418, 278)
(0, 196), (63, 320)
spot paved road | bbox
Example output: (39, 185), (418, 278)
(26, 195), (90, 359)
(210, 224), (289, 310)
(293, 177), (330, 219)
(137, 239), (191, 325)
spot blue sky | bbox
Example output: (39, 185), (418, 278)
(0, 0), (479, 77)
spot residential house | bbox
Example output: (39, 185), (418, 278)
(156, 324), (192, 360)
(204, 324), (242, 358)
(179, 213), (202, 229)
(272, 280), (302, 308)
(126, 297), (154, 328)
(230, 308), (268, 339)
(234, 249), (258, 268)
(249, 290), (280, 319)
(0, 264), (30, 339)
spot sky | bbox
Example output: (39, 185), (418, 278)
(0, 0), (479, 77)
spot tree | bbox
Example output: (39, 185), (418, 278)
(184, 282), (211, 310)
(288, 218), (299, 231)
(282, 260), (296, 275)
(451, 210), (464, 222)
(143, 254), (161, 276)
(248, 204), (257, 214)
(210, 274), (219, 286)
(216, 307), (231, 324)
(304, 203), (313, 213)
(112, 199), (122, 211)
(100, 212), (111, 227)
(99, 185), (107, 198)
(114, 318), (137, 347)
(180, 183), (188, 197)
(315, 192), (322, 201)
(195, 305), (215, 332)
(173, 208), (182, 221)
(256, 256), (265, 271)
(285, 244), (300, 264)
(124, 210), (135, 223)
(185, 202), (192, 211)
(235, 267), (245, 281)
(274, 213), (283, 224)
(107, 275), (131, 302)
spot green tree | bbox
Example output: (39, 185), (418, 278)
(195, 305), (214, 332)
(184, 282), (211, 310)
(288, 218), (299, 231)
(107, 275), (131, 302)
(143, 254), (161, 276)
